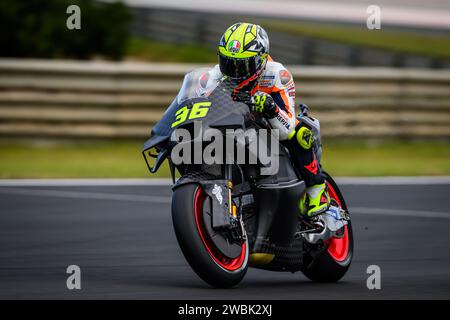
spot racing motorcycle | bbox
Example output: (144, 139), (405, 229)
(142, 69), (353, 288)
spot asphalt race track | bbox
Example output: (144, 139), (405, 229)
(0, 179), (449, 299)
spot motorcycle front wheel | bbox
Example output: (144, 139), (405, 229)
(172, 183), (248, 288)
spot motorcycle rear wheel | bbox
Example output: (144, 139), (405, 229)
(301, 171), (354, 282)
(172, 183), (248, 288)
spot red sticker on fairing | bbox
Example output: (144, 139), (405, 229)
(200, 73), (210, 88)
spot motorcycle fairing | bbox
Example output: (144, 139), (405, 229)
(253, 180), (306, 249)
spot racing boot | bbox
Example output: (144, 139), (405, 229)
(299, 182), (330, 217)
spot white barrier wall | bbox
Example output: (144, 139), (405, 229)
(0, 59), (449, 139)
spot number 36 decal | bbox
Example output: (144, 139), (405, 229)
(171, 101), (212, 128)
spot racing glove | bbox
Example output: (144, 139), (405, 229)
(252, 91), (278, 118)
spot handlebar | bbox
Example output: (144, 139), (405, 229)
(231, 92), (255, 111)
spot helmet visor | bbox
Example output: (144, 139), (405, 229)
(219, 55), (258, 81)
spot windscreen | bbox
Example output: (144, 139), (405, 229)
(150, 69), (250, 138)
(176, 68), (220, 105)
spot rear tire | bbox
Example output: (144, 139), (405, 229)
(301, 171), (354, 282)
(172, 183), (248, 288)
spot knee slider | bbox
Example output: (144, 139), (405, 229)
(296, 126), (314, 150)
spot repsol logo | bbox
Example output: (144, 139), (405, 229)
(276, 113), (291, 130)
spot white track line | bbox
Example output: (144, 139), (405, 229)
(336, 176), (450, 185)
(352, 207), (450, 219)
(0, 177), (449, 186)
(0, 187), (171, 204)
(1, 187), (449, 219)
(0, 179), (173, 187)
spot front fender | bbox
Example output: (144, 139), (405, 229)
(173, 173), (232, 229)
(172, 171), (220, 190)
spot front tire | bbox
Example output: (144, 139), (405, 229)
(172, 183), (248, 288)
(301, 171), (354, 282)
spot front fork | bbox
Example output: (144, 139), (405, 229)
(224, 163), (246, 241)
(224, 164), (236, 218)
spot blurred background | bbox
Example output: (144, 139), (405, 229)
(0, 0), (449, 178)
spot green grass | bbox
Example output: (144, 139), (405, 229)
(126, 38), (217, 63)
(0, 141), (170, 179)
(261, 20), (450, 59)
(321, 140), (450, 176)
(0, 140), (449, 178)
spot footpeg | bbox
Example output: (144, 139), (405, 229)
(302, 206), (348, 244)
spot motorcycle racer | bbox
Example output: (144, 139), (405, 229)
(144, 22), (354, 287)
(199, 22), (330, 217)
